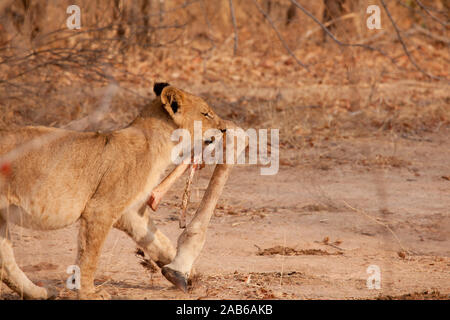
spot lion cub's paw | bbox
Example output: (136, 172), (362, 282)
(24, 282), (59, 300)
(78, 289), (111, 300)
(45, 286), (59, 300)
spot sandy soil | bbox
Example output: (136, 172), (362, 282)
(1, 130), (449, 300)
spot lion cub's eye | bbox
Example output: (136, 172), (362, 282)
(201, 112), (214, 120)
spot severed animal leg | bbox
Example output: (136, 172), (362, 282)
(161, 163), (233, 292)
(148, 162), (190, 211)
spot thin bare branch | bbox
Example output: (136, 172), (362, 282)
(414, 0), (449, 27)
(200, 0), (216, 49)
(301, 12), (357, 40)
(288, 0), (397, 65)
(379, 0), (448, 81)
(252, 0), (309, 71)
(413, 24), (450, 45)
(228, 0), (239, 55)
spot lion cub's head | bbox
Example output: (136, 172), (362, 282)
(153, 82), (230, 141)
(150, 83), (245, 165)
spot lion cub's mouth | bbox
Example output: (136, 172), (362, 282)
(204, 135), (217, 145)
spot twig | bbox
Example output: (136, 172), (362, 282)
(200, 0), (216, 49)
(252, 0), (309, 71)
(379, 0), (448, 81)
(413, 24), (450, 45)
(228, 0), (239, 55)
(324, 242), (344, 252)
(397, 0), (448, 18)
(414, 0), (449, 27)
(288, 0), (397, 66)
(301, 12), (357, 40)
(280, 233), (286, 287)
(342, 200), (410, 255)
(358, 30), (387, 45)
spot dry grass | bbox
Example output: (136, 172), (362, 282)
(1, 1), (448, 139)
(376, 290), (450, 300)
(256, 245), (342, 256)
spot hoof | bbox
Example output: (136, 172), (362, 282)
(161, 266), (188, 293)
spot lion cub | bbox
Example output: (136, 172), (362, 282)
(0, 83), (230, 299)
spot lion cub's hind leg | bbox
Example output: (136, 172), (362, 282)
(0, 214), (55, 299)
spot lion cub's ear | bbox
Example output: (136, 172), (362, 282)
(153, 82), (170, 96)
(160, 86), (184, 117)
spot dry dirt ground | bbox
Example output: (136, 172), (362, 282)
(1, 128), (449, 300)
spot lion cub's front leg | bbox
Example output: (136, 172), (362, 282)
(76, 214), (115, 300)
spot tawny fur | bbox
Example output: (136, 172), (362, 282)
(0, 84), (230, 299)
